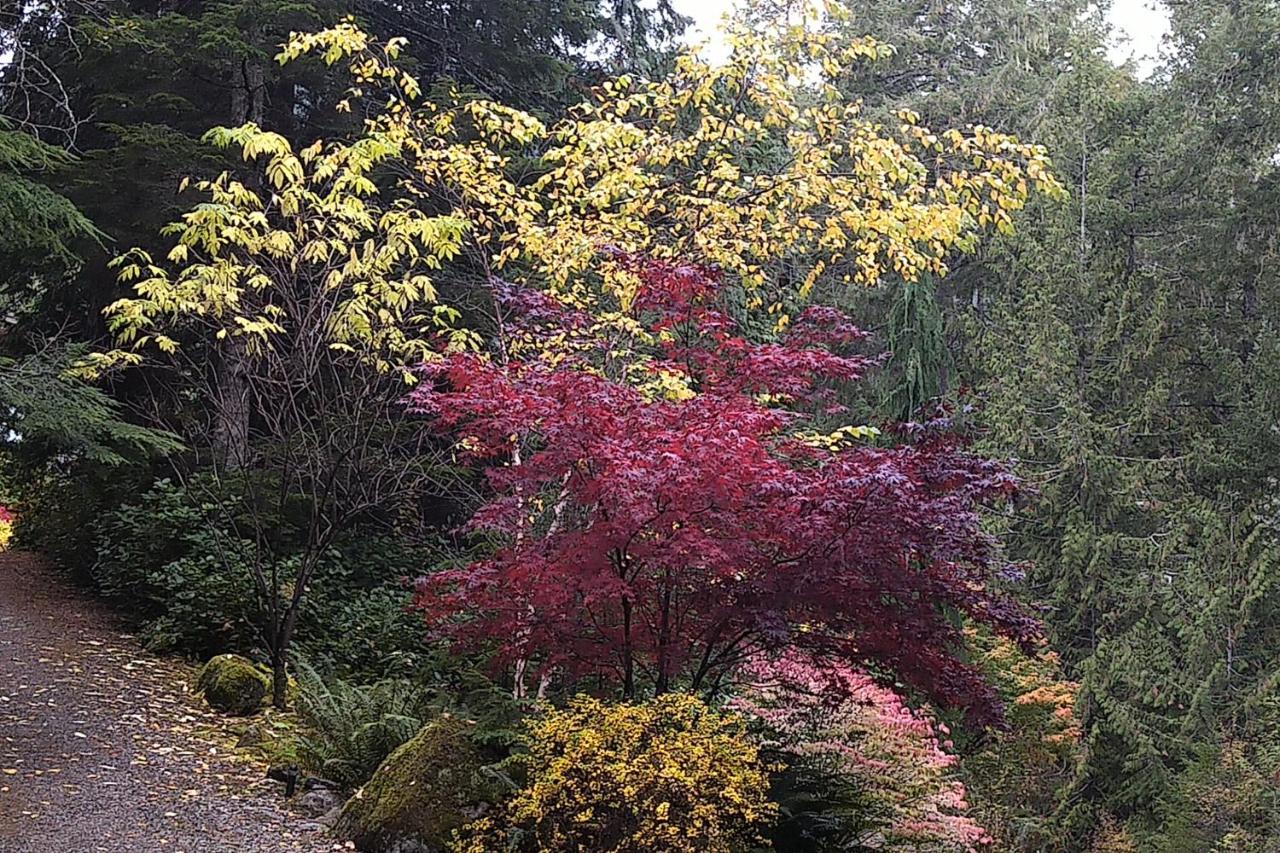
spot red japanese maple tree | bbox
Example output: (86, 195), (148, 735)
(408, 258), (1037, 723)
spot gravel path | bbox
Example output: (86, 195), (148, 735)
(0, 551), (342, 852)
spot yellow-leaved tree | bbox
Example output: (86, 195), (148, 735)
(95, 0), (1064, 372)
(76, 56), (479, 706)
(89, 115), (472, 379)
(276, 2), (1063, 319)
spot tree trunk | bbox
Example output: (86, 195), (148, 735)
(621, 596), (635, 700)
(213, 341), (252, 468)
(215, 50), (266, 468)
(270, 642), (289, 709)
(655, 571), (671, 694)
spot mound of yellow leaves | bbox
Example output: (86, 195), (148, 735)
(457, 694), (773, 853)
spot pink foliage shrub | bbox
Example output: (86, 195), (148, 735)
(733, 650), (991, 851)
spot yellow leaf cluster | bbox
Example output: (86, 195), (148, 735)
(95, 120), (468, 378)
(456, 694), (775, 853)
(300, 0), (1065, 315)
(965, 626), (1081, 751)
(96, 0), (1064, 384)
(794, 423), (882, 449)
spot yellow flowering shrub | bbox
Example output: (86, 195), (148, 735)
(455, 694), (775, 853)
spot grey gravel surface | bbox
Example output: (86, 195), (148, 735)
(0, 551), (344, 852)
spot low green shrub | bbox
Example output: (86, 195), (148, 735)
(86, 476), (442, 681)
(93, 477), (260, 656)
(296, 536), (430, 680)
(15, 463), (153, 581)
(296, 586), (425, 680)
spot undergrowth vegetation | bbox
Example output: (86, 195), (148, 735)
(294, 665), (431, 789)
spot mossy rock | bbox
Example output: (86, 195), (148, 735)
(196, 654), (270, 716)
(334, 714), (493, 853)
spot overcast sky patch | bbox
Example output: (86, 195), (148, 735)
(672, 0), (1171, 77)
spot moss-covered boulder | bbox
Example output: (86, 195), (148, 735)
(196, 654), (269, 715)
(334, 714), (493, 853)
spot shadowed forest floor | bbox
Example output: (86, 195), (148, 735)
(0, 551), (339, 852)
